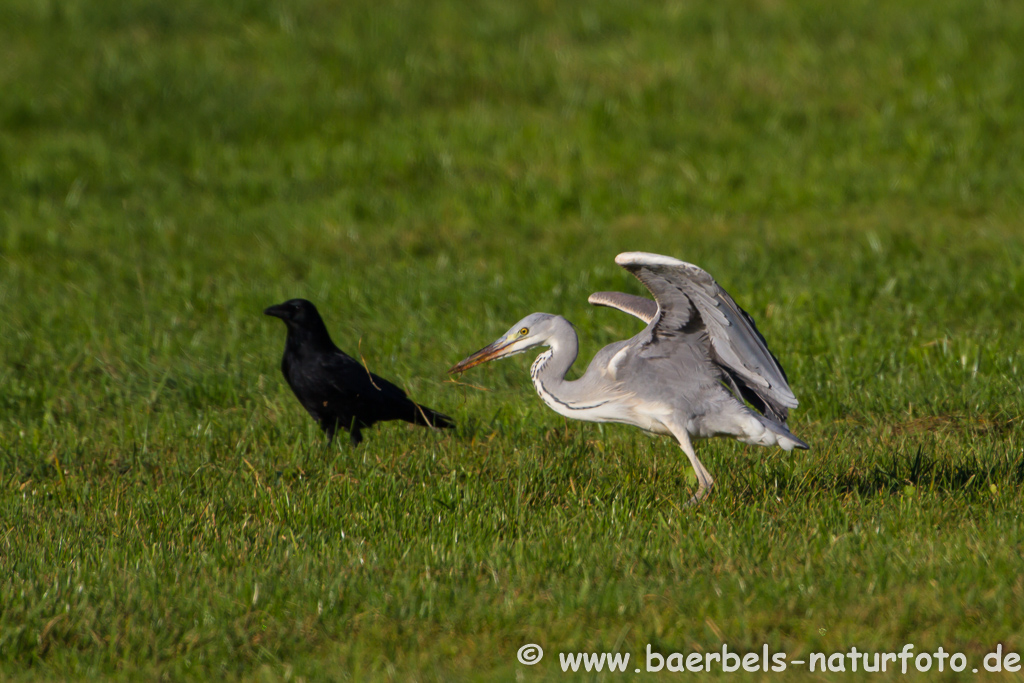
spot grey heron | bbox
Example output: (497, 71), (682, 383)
(449, 252), (808, 505)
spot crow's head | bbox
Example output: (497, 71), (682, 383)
(264, 298), (334, 341)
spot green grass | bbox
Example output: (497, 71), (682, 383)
(3, 0), (1024, 680)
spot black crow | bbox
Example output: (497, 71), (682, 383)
(264, 298), (454, 446)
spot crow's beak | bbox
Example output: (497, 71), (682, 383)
(264, 304), (287, 319)
(448, 337), (518, 374)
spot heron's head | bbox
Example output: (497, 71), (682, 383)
(449, 313), (562, 374)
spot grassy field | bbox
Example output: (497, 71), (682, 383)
(3, 0), (1024, 680)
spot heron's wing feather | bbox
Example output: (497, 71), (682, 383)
(587, 291), (659, 323)
(614, 252), (798, 416)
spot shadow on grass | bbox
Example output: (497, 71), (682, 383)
(730, 444), (1024, 502)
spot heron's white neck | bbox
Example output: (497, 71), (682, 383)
(528, 317), (616, 414)
(529, 317), (577, 379)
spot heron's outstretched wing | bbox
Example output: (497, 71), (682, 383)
(614, 252), (798, 423)
(588, 291), (658, 323)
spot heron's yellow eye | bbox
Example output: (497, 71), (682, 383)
(519, 327), (529, 336)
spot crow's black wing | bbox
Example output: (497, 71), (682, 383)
(317, 350), (432, 424)
(326, 353), (454, 429)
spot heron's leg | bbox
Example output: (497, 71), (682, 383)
(667, 424), (714, 506)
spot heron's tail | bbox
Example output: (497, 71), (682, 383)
(739, 413), (808, 451)
(409, 403), (455, 430)
(775, 430), (809, 451)
(761, 418), (809, 451)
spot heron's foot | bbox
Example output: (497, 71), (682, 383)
(683, 481), (714, 508)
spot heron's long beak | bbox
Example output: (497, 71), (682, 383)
(448, 337), (517, 374)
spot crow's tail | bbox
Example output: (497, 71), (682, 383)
(409, 403), (455, 430)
